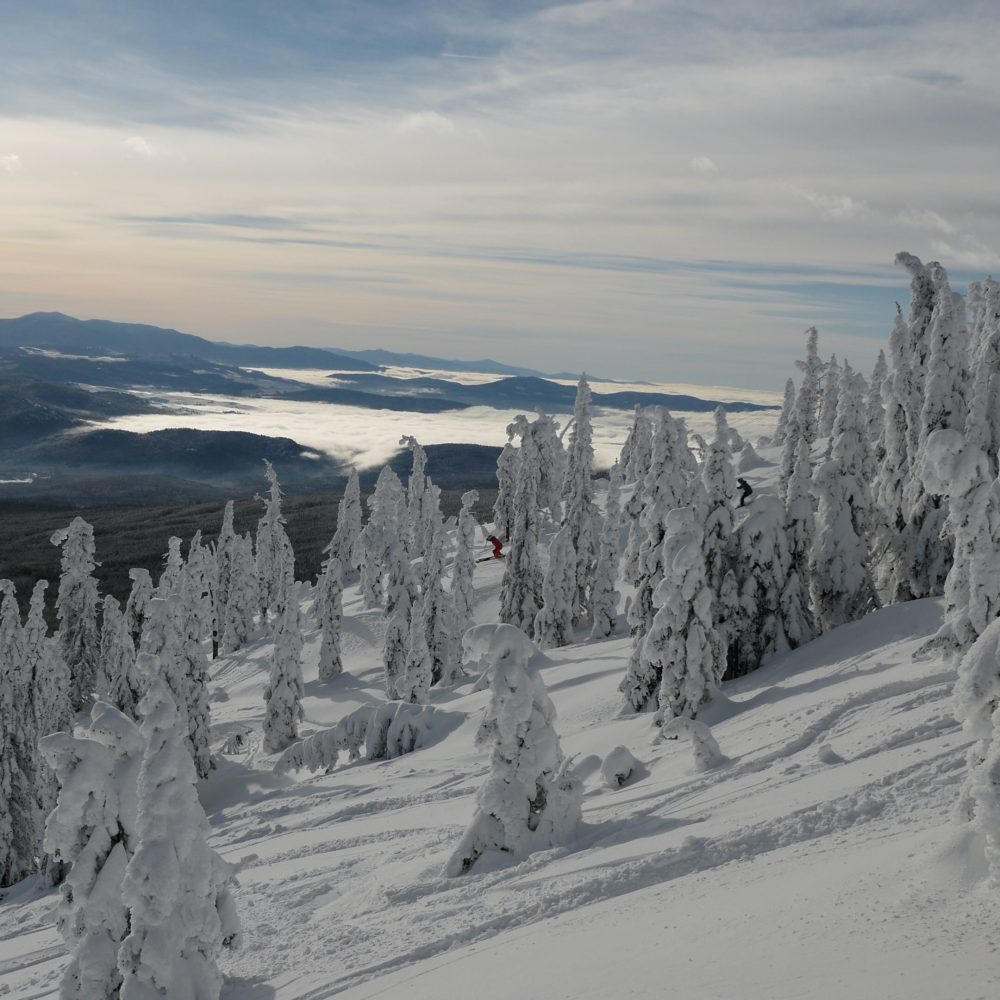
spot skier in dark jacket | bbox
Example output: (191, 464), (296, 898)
(737, 478), (753, 508)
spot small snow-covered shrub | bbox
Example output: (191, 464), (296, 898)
(274, 703), (460, 774)
(601, 746), (640, 789)
(660, 717), (726, 772)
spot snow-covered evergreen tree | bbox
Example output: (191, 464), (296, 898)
(773, 377), (796, 446)
(589, 463), (623, 640)
(534, 411), (566, 519)
(398, 595), (433, 705)
(380, 498), (419, 699)
(177, 561), (214, 779)
(382, 597), (411, 701)
(28, 580), (74, 865)
(560, 373), (598, 623)
(701, 407), (740, 670)
(621, 408), (655, 586)
(328, 468), (362, 579)
(51, 517), (101, 711)
(923, 279), (1000, 652)
(782, 435), (817, 649)
(779, 327), (823, 501)
(620, 408), (691, 712)
(157, 536), (184, 597)
(492, 442), (518, 543)
(499, 415), (545, 637)
(953, 618), (1000, 839)
(905, 261), (967, 600)
(451, 489), (479, 650)
(621, 405), (653, 486)
(124, 569), (153, 651)
(0, 585), (36, 887)
(401, 435), (436, 558)
(640, 507), (722, 720)
(873, 306), (915, 603)
(263, 599), (303, 754)
(811, 362), (879, 631)
(810, 461), (877, 633)
(316, 555), (344, 682)
(356, 466), (405, 611)
(533, 525), (576, 650)
(446, 625), (581, 876)
(864, 350), (888, 483)
(40, 703), (144, 1000)
(796, 326), (823, 446)
(736, 496), (791, 672)
(99, 595), (140, 719)
(186, 530), (218, 653)
(118, 678), (240, 1000)
(255, 461), (294, 621)
(221, 533), (258, 654)
(819, 354), (841, 440)
(213, 501), (238, 644)
(421, 515), (456, 683)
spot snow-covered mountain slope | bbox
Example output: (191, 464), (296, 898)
(1, 546), (996, 999)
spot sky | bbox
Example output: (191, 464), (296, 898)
(2, 1), (998, 389)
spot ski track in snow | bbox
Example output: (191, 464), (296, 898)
(2, 460), (997, 999)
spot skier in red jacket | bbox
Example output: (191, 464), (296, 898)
(487, 535), (504, 559)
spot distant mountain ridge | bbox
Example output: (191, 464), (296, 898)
(326, 372), (775, 414)
(0, 312), (628, 382)
(0, 312), (378, 371)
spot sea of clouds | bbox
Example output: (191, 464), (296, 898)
(96, 372), (780, 472)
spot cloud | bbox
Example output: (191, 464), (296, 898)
(123, 135), (157, 159)
(930, 236), (1000, 271)
(97, 388), (777, 471)
(0, 153), (22, 174)
(894, 208), (955, 235)
(690, 155), (718, 175)
(798, 190), (868, 220)
(396, 111), (456, 135)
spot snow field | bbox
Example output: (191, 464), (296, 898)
(1, 453), (997, 999)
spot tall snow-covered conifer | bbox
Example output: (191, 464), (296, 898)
(51, 517), (101, 711)
(263, 600), (304, 754)
(773, 377), (796, 445)
(221, 533), (258, 654)
(317, 555), (344, 683)
(736, 496), (792, 672)
(638, 508), (722, 720)
(499, 415), (545, 637)
(99, 595), (141, 718)
(533, 525), (576, 650)
(451, 490), (479, 652)
(124, 568), (153, 651)
(590, 463), (623, 640)
(810, 365), (879, 632)
(329, 468), (363, 579)
(560, 374), (598, 623)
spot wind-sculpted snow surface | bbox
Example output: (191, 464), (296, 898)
(0, 483), (997, 999)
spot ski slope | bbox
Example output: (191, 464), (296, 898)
(1, 483), (997, 998)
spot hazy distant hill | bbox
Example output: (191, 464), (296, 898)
(0, 312), (378, 371)
(328, 346), (546, 378)
(0, 375), (156, 446)
(327, 373), (776, 413)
